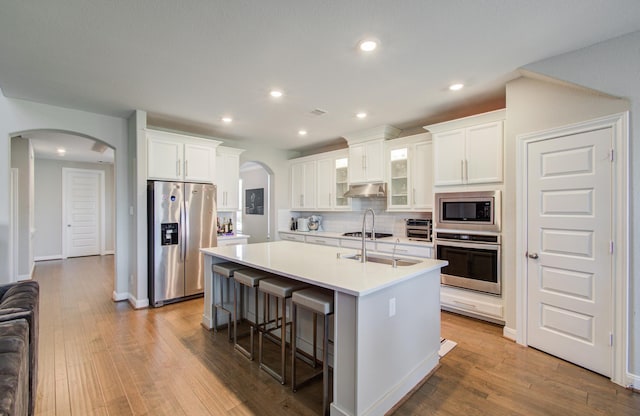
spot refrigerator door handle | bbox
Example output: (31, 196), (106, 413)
(181, 202), (187, 261)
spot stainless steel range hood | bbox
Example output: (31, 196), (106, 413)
(343, 182), (387, 198)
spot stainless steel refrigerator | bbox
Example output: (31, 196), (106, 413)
(148, 181), (217, 307)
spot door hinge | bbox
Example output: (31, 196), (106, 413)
(610, 148), (615, 162)
(609, 332), (614, 346)
(610, 240), (614, 254)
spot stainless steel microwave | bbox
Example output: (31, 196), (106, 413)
(434, 191), (501, 233)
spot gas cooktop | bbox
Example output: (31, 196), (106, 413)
(342, 232), (393, 239)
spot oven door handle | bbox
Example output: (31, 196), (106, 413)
(435, 239), (500, 250)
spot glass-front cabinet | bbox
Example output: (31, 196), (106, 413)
(386, 133), (434, 212)
(389, 148), (410, 208)
(316, 150), (351, 211)
(335, 157), (349, 208)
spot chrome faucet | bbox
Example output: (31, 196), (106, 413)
(361, 208), (375, 263)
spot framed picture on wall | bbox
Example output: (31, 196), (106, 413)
(245, 188), (264, 215)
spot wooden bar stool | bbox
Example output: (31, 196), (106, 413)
(258, 277), (309, 384)
(232, 268), (271, 360)
(212, 262), (248, 341)
(291, 287), (334, 416)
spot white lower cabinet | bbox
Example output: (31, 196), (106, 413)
(440, 285), (504, 323)
(280, 232), (305, 242)
(305, 235), (340, 247)
(374, 241), (432, 258)
(217, 237), (248, 246)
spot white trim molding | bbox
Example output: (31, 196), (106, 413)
(128, 294), (149, 309)
(515, 112), (629, 387)
(34, 255), (62, 261)
(112, 290), (128, 302)
(502, 326), (517, 341)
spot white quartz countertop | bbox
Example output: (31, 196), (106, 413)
(201, 240), (446, 297)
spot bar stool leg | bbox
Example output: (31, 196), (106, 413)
(291, 302), (298, 391)
(280, 297), (286, 384)
(322, 314), (329, 416)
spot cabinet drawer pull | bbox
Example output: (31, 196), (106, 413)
(453, 300), (477, 309)
(312, 239), (326, 244)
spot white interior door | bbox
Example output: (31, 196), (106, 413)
(63, 169), (103, 258)
(526, 127), (613, 376)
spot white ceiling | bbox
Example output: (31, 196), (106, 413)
(2, 1), (640, 154)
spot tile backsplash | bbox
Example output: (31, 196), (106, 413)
(281, 198), (431, 236)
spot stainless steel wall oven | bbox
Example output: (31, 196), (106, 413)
(435, 232), (501, 295)
(434, 190), (502, 295)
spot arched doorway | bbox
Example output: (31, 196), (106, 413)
(9, 129), (116, 291)
(239, 161), (273, 243)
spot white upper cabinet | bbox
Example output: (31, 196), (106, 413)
(426, 110), (505, 186)
(344, 125), (400, 184)
(147, 129), (221, 183)
(386, 133), (433, 212)
(216, 146), (245, 211)
(348, 140), (385, 183)
(316, 150), (350, 211)
(290, 158), (317, 210)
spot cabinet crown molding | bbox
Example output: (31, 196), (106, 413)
(423, 109), (506, 134)
(217, 146), (246, 156)
(343, 124), (401, 145)
(145, 128), (223, 147)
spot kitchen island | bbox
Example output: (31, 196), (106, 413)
(201, 241), (447, 416)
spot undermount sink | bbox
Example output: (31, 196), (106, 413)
(339, 253), (421, 267)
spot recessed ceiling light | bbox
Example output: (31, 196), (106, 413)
(356, 112), (367, 119)
(56, 147), (66, 156)
(358, 39), (378, 52)
(298, 130), (308, 136)
(270, 90), (283, 98)
(449, 83), (464, 91)
(222, 116), (233, 123)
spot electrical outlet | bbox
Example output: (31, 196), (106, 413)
(389, 297), (396, 317)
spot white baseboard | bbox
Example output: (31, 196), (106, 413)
(627, 372), (640, 391)
(503, 326), (517, 341)
(34, 255), (62, 261)
(128, 294), (149, 309)
(112, 290), (128, 302)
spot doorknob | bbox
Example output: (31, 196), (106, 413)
(528, 253), (539, 259)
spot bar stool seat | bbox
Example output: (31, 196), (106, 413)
(291, 287), (334, 416)
(212, 262), (249, 341)
(258, 277), (309, 384)
(233, 268), (272, 360)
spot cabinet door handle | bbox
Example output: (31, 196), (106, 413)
(177, 160), (181, 177)
(185, 160), (189, 177)
(465, 159), (469, 182)
(412, 188), (416, 205)
(460, 160), (464, 181)
(528, 253), (539, 259)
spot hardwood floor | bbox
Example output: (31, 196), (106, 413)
(33, 256), (639, 415)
